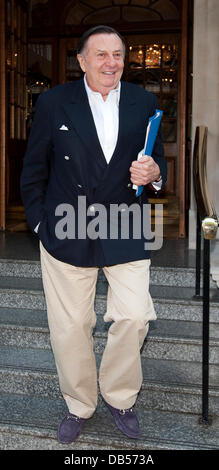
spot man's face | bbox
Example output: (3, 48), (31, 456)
(77, 33), (125, 97)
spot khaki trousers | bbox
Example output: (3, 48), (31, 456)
(40, 242), (156, 419)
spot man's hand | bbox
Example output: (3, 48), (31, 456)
(129, 155), (160, 186)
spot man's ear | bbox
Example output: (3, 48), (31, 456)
(77, 54), (86, 72)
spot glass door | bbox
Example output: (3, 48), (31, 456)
(125, 34), (180, 197)
(59, 37), (82, 84)
(5, 0), (28, 229)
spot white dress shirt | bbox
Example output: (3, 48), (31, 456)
(84, 75), (120, 164)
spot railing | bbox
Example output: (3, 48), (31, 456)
(193, 126), (218, 425)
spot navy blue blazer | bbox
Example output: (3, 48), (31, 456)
(20, 78), (167, 266)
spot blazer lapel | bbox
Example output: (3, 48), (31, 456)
(62, 79), (107, 170)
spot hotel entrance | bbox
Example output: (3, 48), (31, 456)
(0, 0), (192, 238)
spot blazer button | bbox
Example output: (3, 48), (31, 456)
(64, 155), (70, 160)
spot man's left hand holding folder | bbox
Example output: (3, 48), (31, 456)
(129, 153), (161, 187)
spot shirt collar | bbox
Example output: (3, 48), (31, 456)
(84, 74), (121, 103)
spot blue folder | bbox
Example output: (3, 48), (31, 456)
(134, 109), (163, 197)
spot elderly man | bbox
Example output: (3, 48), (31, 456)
(20, 25), (167, 443)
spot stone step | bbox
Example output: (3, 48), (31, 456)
(0, 280), (219, 323)
(0, 347), (218, 416)
(1, 293), (219, 325)
(0, 272), (219, 300)
(0, 259), (218, 289)
(0, 309), (219, 363)
(0, 393), (218, 450)
(1, 306), (219, 340)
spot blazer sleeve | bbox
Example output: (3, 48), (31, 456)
(20, 92), (52, 233)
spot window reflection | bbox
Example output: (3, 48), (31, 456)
(146, 44), (161, 68)
(127, 41), (178, 143)
(162, 121), (177, 142)
(27, 43), (52, 134)
(162, 99), (177, 118)
(6, 1), (27, 140)
(162, 44), (177, 68)
(66, 49), (83, 82)
(129, 46), (144, 69)
(162, 70), (177, 93)
(145, 70), (160, 93)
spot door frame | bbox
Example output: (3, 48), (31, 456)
(179, 0), (188, 237)
(0, 0), (6, 230)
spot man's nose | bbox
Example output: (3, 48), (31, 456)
(105, 55), (117, 67)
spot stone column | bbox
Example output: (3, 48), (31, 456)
(189, 0), (219, 285)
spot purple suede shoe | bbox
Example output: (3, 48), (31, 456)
(104, 400), (142, 439)
(57, 413), (87, 444)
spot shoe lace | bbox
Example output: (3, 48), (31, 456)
(119, 408), (133, 415)
(66, 413), (80, 422)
